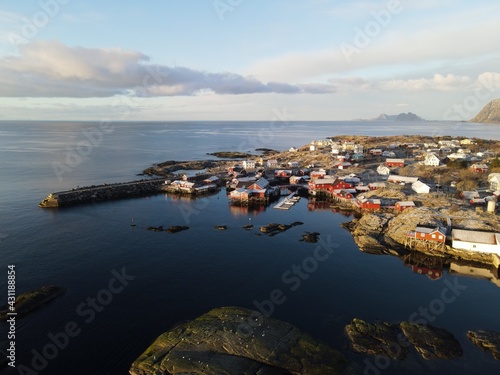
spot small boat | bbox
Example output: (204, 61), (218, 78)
(130, 219), (136, 227)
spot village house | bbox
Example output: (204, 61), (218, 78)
(368, 182), (386, 190)
(342, 141), (355, 151)
(412, 180), (431, 194)
(289, 147), (298, 152)
(228, 165), (247, 177)
(355, 185), (370, 193)
(460, 138), (475, 145)
(337, 161), (352, 170)
(308, 177), (336, 191)
(388, 175), (419, 184)
(170, 180), (196, 193)
(451, 229), (500, 255)
(353, 144), (364, 154)
(489, 173), (500, 191)
(288, 161), (299, 168)
(309, 144), (316, 151)
(385, 158), (405, 167)
(247, 178), (270, 198)
(356, 196), (381, 210)
(413, 226), (447, 243)
(382, 150), (397, 158)
(274, 169), (292, 179)
(424, 153), (440, 166)
(310, 169), (327, 179)
(242, 160), (256, 169)
(448, 152), (468, 160)
(351, 153), (364, 161)
(266, 159), (279, 168)
(332, 189), (354, 200)
(395, 201), (415, 211)
(369, 149), (383, 156)
(377, 165), (390, 175)
(470, 163), (489, 173)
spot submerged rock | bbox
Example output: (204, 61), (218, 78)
(399, 322), (462, 360)
(214, 225), (228, 230)
(300, 232), (320, 243)
(129, 306), (349, 375)
(242, 224), (253, 230)
(0, 285), (65, 321)
(259, 223), (298, 235)
(467, 330), (500, 360)
(345, 319), (462, 361)
(147, 226), (164, 232)
(344, 319), (408, 360)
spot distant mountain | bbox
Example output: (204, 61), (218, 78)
(375, 112), (424, 121)
(470, 99), (500, 123)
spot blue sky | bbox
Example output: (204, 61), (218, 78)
(0, 0), (499, 121)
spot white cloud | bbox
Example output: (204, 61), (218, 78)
(0, 41), (325, 97)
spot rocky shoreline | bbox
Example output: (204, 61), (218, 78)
(341, 205), (500, 268)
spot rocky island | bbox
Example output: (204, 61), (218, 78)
(0, 285), (65, 321)
(129, 306), (350, 375)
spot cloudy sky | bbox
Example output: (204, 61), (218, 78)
(0, 0), (499, 121)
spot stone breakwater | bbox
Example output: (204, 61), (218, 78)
(39, 179), (165, 208)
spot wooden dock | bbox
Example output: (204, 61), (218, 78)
(273, 193), (300, 210)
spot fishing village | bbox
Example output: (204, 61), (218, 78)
(39, 134), (500, 279)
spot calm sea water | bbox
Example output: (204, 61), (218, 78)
(0, 121), (499, 375)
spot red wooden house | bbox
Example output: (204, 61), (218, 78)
(308, 177), (336, 190)
(413, 227), (446, 243)
(395, 201), (415, 211)
(385, 158), (405, 168)
(470, 164), (489, 173)
(356, 197), (381, 210)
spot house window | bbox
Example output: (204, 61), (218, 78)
(420, 233), (424, 237)
(432, 234), (436, 239)
(439, 235), (443, 239)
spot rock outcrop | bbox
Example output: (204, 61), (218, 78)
(345, 319), (408, 360)
(345, 319), (462, 361)
(399, 322), (462, 360)
(342, 206), (500, 265)
(470, 98), (500, 123)
(130, 307), (349, 375)
(467, 330), (500, 360)
(0, 285), (65, 321)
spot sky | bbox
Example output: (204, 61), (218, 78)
(0, 0), (499, 121)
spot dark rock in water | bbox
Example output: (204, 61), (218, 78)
(467, 330), (500, 360)
(129, 306), (349, 375)
(399, 322), (462, 360)
(345, 319), (408, 360)
(291, 221), (304, 226)
(214, 225), (228, 230)
(260, 223), (296, 235)
(147, 226), (164, 232)
(166, 226), (189, 233)
(0, 285), (65, 321)
(300, 232), (320, 243)
(242, 224), (253, 230)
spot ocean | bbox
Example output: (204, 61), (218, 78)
(0, 120), (499, 375)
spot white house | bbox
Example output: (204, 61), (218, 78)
(266, 159), (279, 168)
(488, 173), (500, 191)
(451, 229), (500, 256)
(242, 160), (256, 169)
(309, 144), (316, 151)
(288, 161), (299, 168)
(424, 153), (440, 166)
(448, 153), (468, 160)
(388, 175), (419, 184)
(289, 147), (298, 152)
(353, 144), (364, 154)
(377, 165), (390, 175)
(412, 180), (431, 194)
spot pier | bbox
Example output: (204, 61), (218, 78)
(39, 178), (165, 208)
(273, 193), (300, 210)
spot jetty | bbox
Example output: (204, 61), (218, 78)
(39, 178), (165, 208)
(273, 193), (300, 210)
